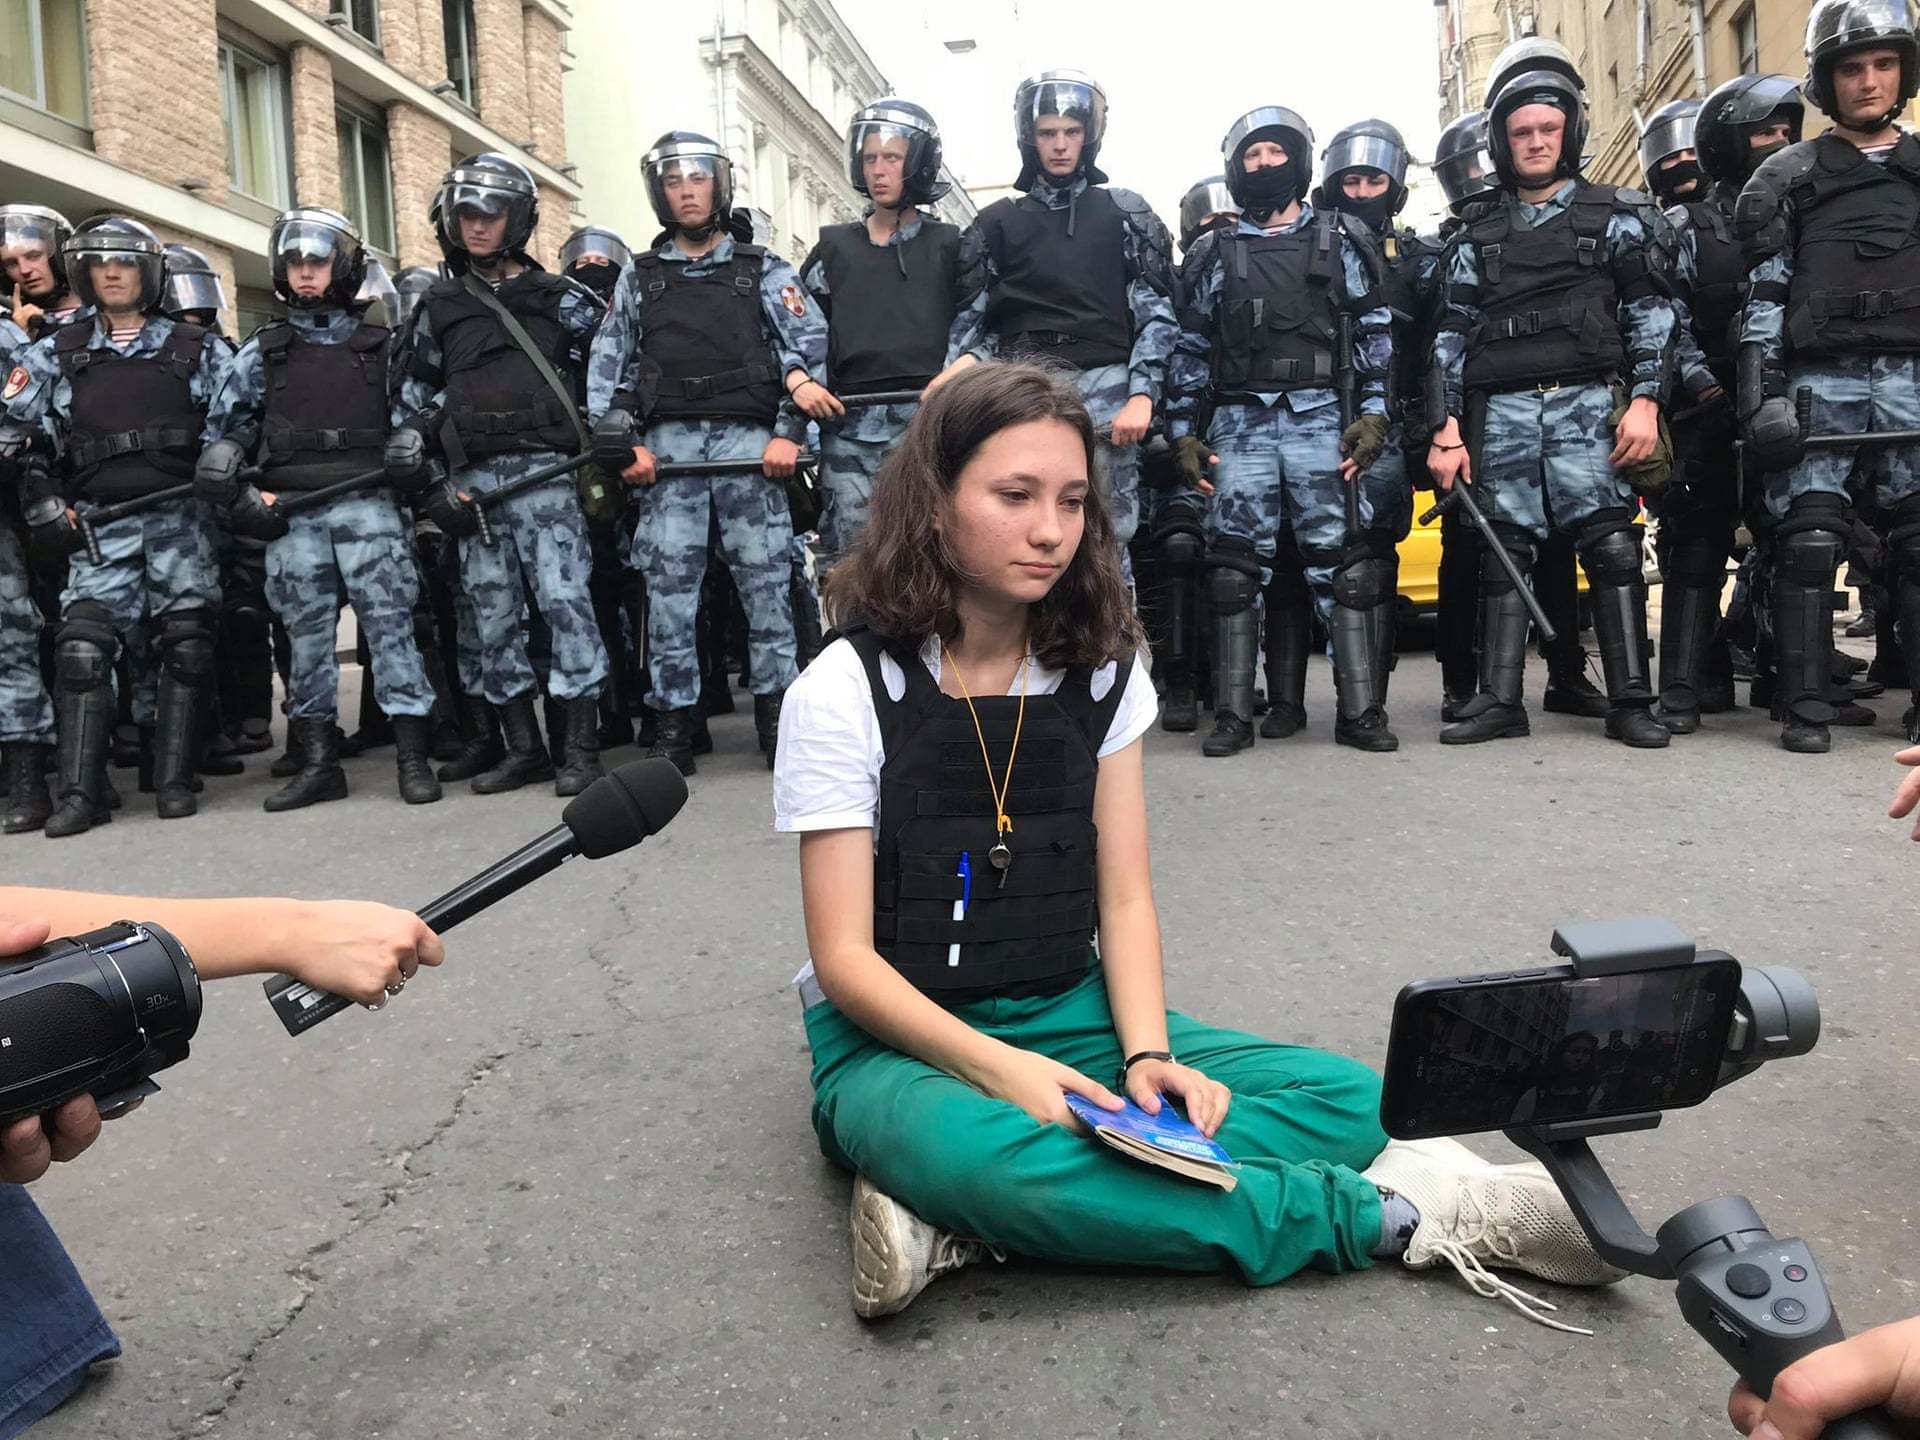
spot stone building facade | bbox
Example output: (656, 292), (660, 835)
(0, 0), (581, 336)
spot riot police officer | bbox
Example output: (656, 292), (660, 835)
(560, 225), (631, 305)
(6, 217), (233, 833)
(198, 207), (441, 810)
(936, 70), (1176, 563)
(586, 131), (832, 776)
(1167, 106), (1399, 755)
(1429, 62), (1679, 749)
(1653, 84), (1802, 734)
(1737, 0), (1920, 752)
(0, 205), (82, 340)
(161, 245), (227, 332)
(802, 99), (965, 570)
(389, 154), (610, 795)
(1314, 118), (1435, 728)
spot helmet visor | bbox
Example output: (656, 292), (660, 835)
(165, 270), (225, 316)
(1323, 133), (1409, 187)
(559, 229), (633, 271)
(1809, 0), (1917, 53)
(0, 212), (61, 261)
(272, 218), (351, 266)
(355, 258), (400, 326)
(1017, 79), (1106, 147)
(1179, 180), (1239, 242)
(1639, 111), (1698, 170)
(848, 120), (935, 191)
(1435, 142), (1496, 205)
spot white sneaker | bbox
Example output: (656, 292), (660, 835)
(849, 1174), (1002, 1319)
(1362, 1137), (1627, 1335)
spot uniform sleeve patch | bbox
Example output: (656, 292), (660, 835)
(778, 284), (807, 318)
(2, 366), (28, 401)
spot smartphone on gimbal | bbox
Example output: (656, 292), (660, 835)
(1380, 955), (1742, 1140)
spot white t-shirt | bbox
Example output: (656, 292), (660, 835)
(773, 634), (1160, 835)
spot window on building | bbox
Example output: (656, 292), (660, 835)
(1734, 5), (1758, 75)
(337, 103), (396, 255)
(219, 41), (290, 206)
(443, 0), (478, 107)
(0, 0), (88, 124)
(331, 0), (378, 44)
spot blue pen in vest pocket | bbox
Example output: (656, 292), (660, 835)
(948, 851), (972, 966)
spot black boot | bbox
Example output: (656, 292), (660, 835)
(554, 696), (605, 796)
(1543, 669), (1610, 717)
(391, 715), (443, 805)
(1258, 599), (1310, 739)
(1441, 555), (1533, 745)
(264, 716), (349, 812)
(542, 691), (566, 768)
(270, 724), (305, 778)
(233, 715), (274, 754)
(471, 692), (555, 794)
(152, 663), (206, 818)
(1588, 567), (1670, 750)
(1330, 600), (1398, 752)
(437, 691), (504, 782)
(647, 705), (699, 776)
(1655, 580), (1718, 734)
(754, 689), (784, 772)
(44, 652), (116, 839)
(2, 742), (52, 834)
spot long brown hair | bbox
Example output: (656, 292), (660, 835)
(823, 361), (1143, 668)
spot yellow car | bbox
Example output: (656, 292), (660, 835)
(1395, 496), (1615, 620)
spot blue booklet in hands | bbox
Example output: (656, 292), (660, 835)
(1064, 1093), (1239, 1192)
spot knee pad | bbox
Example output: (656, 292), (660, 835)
(1575, 511), (1643, 586)
(54, 602), (115, 692)
(1158, 527), (1203, 572)
(1773, 495), (1849, 587)
(1663, 531), (1730, 589)
(1476, 523), (1535, 595)
(1206, 535), (1262, 615)
(1332, 549), (1396, 611)
(156, 609), (217, 685)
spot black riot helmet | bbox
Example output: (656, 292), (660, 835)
(354, 256), (400, 327)
(1013, 69), (1109, 190)
(0, 204), (73, 302)
(1695, 73), (1805, 184)
(393, 265), (438, 329)
(161, 244), (225, 322)
(1639, 98), (1703, 204)
(1485, 35), (1587, 107)
(1433, 110), (1499, 212)
(436, 153), (540, 273)
(63, 216), (168, 313)
(1221, 106), (1315, 213)
(1488, 69), (1588, 187)
(847, 98), (950, 207)
(1315, 118), (1412, 228)
(558, 225), (633, 273)
(1178, 175), (1239, 248)
(270, 206), (368, 309)
(642, 132), (734, 238)
(1804, 0), (1919, 123)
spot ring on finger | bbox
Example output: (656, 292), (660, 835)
(364, 993), (389, 1012)
(386, 980), (406, 996)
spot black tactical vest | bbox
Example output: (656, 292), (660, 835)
(1461, 184), (1628, 392)
(420, 271), (579, 457)
(1211, 214), (1346, 399)
(813, 220), (962, 395)
(1356, 228), (1439, 426)
(256, 320), (390, 492)
(846, 625), (1130, 1004)
(978, 187), (1132, 369)
(632, 244), (782, 423)
(1784, 133), (1920, 358)
(55, 319), (207, 502)
(1679, 196), (1745, 383)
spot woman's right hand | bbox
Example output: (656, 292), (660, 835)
(979, 1044), (1126, 1131)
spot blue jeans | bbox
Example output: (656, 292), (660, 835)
(0, 1185), (118, 1438)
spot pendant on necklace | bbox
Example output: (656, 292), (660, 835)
(989, 839), (1013, 888)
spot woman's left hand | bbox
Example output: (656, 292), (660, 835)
(1124, 1059), (1231, 1138)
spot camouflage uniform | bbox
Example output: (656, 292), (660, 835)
(585, 234), (826, 720)
(395, 276), (608, 707)
(202, 307), (434, 722)
(0, 312), (52, 749)
(947, 173), (1177, 556)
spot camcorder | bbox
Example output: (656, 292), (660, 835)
(1383, 916), (1900, 1439)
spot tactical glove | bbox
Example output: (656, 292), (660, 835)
(22, 493), (84, 559)
(1610, 399), (1675, 497)
(1340, 414), (1391, 475)
(193, 437), (251, 509)
(229, 484), (289, 543)
(591, 407), (640, 473)
(1174, 435), (1213, 491)
(384, 423), (432, 488)
(420, 474), (480, 538)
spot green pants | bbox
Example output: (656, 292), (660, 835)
(804, 965), (1390, 1285)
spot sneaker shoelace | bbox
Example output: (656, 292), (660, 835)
(928, 1233), (1005, 1277)
(1429, 1182), (1593, 1337)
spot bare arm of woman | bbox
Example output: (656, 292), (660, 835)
(1090, 739), (1232, 1137)
(800, 829), (1124, 1129)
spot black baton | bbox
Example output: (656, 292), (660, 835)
(75, 482), (196, 565)
(1419, 481), (1558, 643)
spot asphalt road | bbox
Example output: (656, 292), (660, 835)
(13, 641), (1919, 1440)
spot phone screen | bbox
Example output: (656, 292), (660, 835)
(1381, 958), (1741, 1140)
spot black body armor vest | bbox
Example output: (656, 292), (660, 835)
(1357, 228), (1439, 426)
(55, 320), (207, 502)
(1785, 133), (1920, 358)
(846, 626), (1130, 1004)
(813, 221), (962, 395)
(978, 187), (1132, 369)
(632, 244), (782, 423)
(421, 271), (579, 457)
(256, 320), (390, 492)
(1677, 197), (1744, 385)
(1461, 184), (1628, 392)
(1211, 214), (1346, 400)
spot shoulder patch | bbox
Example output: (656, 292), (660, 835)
(778, 283), (807, 318)
(2, 365), (28, 401)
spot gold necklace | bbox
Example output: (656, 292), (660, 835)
(942, 642), (1028, 888)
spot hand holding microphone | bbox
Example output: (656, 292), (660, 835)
(263, 758), (689, 1035)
